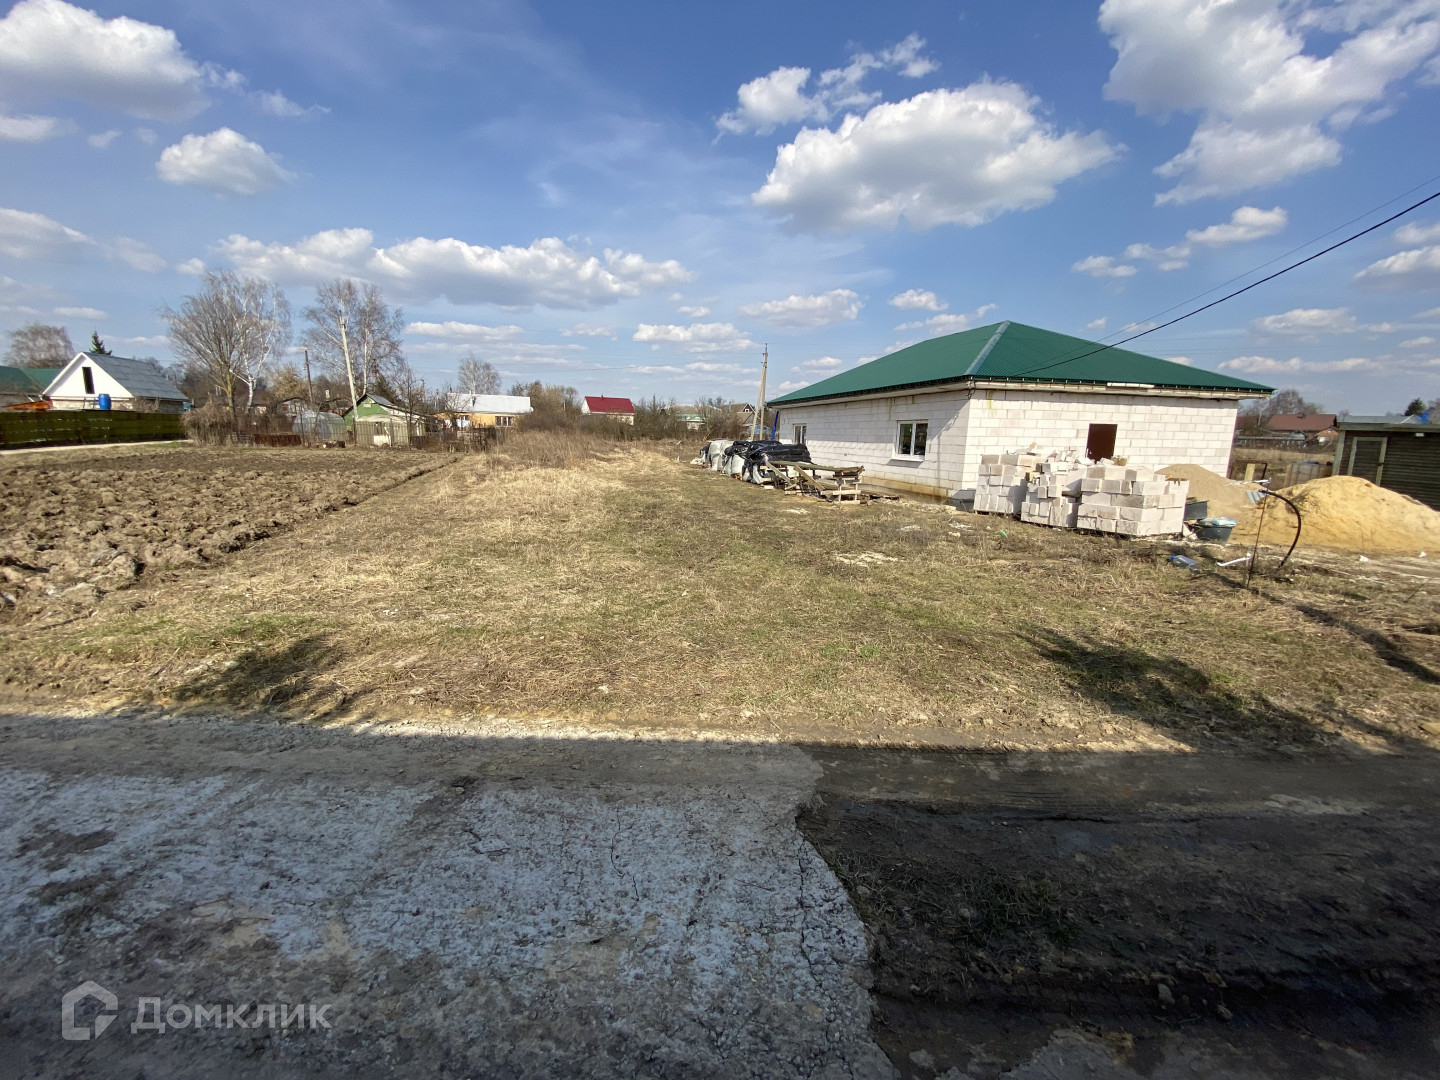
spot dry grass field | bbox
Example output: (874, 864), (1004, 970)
(2, 433), (1436, 751)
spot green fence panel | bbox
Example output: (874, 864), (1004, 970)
(0, 411), (186, 449)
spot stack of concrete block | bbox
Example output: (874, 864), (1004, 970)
(973, 450), (1041, 514)
(1020, 457), (1087, 528)
(1075, 465), (1189, 536)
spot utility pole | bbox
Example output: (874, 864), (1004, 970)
(303, 347), (314, 410)
(752, 344), (769, 440)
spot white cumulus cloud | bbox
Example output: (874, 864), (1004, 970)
(1078, 205), (1287, 275)
(252, 89), (327, 119)
(1186, 205), (1288, 246)
(217, 230), (691, 309)
(1072, 254), (1137, 278)
(0, 205), (161, 271)
(889, 289), (947, 311)
(0, 111), (73, 141)
(896, 304), (997, 335)
(52, 304), (106, 319)
(1353, 225), (1440, 292)
(753, 80), (1117, 232)
(633, 322), (757, 353)
(407, 321), (525, 341)
(157, 128), (295, 196)
(1100, 0), (1440, 203)
(1219, 354), (1375, 374)
(798, 356), (844, 372)
(1396, 220), (1440, 246)
(1252, 307), (1358, 336)
(737, 288), (861, 330)
(717, 34), (937, 135)
(0, 0), (217, 121)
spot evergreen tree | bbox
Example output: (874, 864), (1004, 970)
(89, 331), (112, 355)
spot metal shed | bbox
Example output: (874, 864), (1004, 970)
(1333, 415), (1440, 509)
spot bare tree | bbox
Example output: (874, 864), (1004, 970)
(235, 279), (291, 410)
(456, 352), (501, 395)
(5, 323), (74, 367)
(301, 279), (405, 418)
(161, 271), (250, 418)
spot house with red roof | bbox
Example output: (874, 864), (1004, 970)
(581, 396), (635, 425)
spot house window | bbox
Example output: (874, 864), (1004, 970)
(497, 415), (514, 427)
(793, 424), (807, 445)
(1086, 423), (1117, 461)
(81, 366), (94, 395)
(895, 421), (928, 458)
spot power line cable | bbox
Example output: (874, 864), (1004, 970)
(1009, 186), (1440, 379)
(1083, 170), (1440, 347)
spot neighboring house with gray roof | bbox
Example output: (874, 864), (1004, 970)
(767, 321), (1272, 503)
(44, 353), (189, 413)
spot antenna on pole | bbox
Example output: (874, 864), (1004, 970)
(753, 344), (769, 439)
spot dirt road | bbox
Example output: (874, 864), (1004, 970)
(0, 711), (888, 1079)
(4, 711), (1439, 1078)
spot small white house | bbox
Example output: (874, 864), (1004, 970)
(443, 393), (533, 428)
(581, 396), (635, 424)
(44, 352), (188, 412)
(767, 321), (1272, 503)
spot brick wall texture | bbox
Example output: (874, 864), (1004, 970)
(776, 387), (1238, 500)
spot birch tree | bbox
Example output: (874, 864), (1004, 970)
(162, 272), (292, 417)
(301, 279), (405, 418)
(457, 352), (501, 395)
(4, 323), (73, 367)
(235, 280), (291, 410)
(161, 271), (248, 417)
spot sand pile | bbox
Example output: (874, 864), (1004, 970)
(1157, 465), (1440, 553)
(1157, 464), (1261, 520)
(1234, 475), (1440, 554)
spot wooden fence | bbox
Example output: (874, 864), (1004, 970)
(0, 410), (186, 450)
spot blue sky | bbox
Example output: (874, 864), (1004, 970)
(2, 0), (1440, 413)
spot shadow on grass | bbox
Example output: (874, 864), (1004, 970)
(1019, 626), (1317, 745)
(1290, 602), (1440, 685)
(169, 633), (355, 718)
(1016, 626), (1437, 750)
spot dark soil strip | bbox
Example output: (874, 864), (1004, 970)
(796, 745), (1440, 1079)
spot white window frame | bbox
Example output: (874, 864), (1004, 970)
(793, 424), (807, 445)
(894, 420), (929, 460)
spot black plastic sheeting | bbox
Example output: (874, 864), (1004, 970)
(699, 440), (812, 483)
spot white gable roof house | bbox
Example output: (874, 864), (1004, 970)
(445, 393), (533, 417)
(45, 353), (189, 413)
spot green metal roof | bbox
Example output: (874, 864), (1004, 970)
(768, 322), (1272, 406)
(0, 366), (59, 395)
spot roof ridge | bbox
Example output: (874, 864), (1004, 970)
(963, 321), (1010, 376)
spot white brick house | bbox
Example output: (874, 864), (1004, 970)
(44, 352), (188, 412)
(767, 321), (1270, 503)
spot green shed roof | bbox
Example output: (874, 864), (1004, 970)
(0, 366), (59, 395)
(768, 322), (1272, 406)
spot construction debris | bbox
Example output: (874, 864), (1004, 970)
(976, 450), (1189, 537)
(693, 440), (895, 502)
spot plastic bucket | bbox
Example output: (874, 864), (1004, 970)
(1194, 517), (1236, 543)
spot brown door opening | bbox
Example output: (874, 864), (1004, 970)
(1086, 423), (1117, 461)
